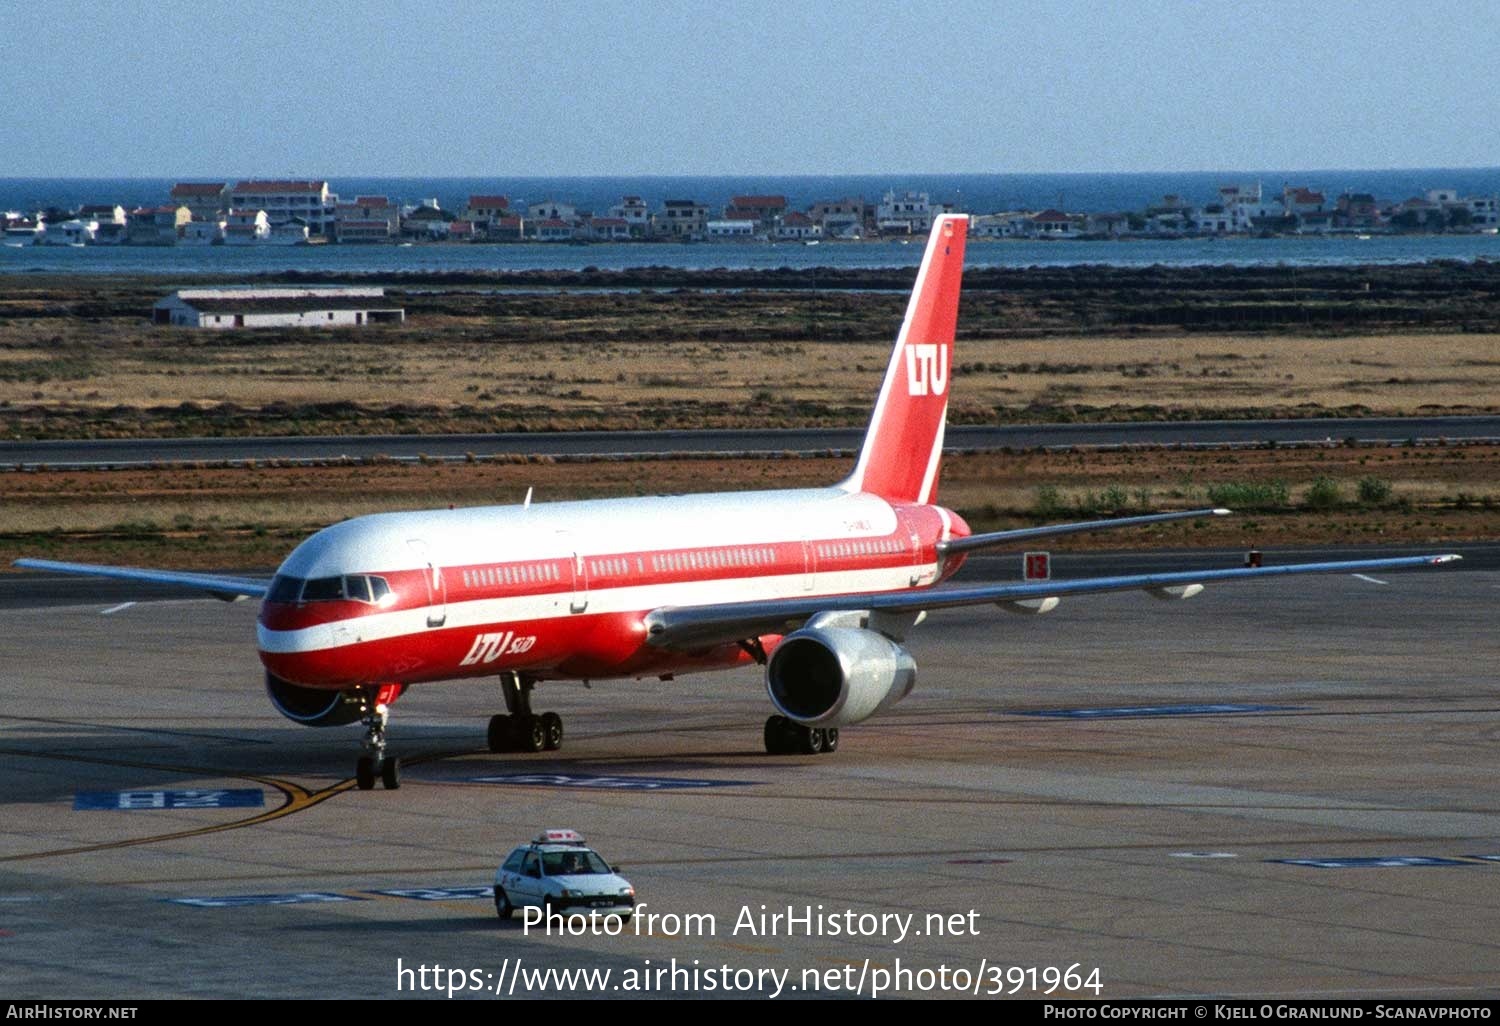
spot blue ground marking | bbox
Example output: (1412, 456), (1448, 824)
(75, 789), (265, 810)
(1269, 856), (1472, 869)
(469, 773), (757, 790)
(166, 892), (366, 908)
(368, 886), (493, 901)
(1017, 703), (1298, 719)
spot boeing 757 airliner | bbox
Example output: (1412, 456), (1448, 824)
(18, 214), (1459, 789)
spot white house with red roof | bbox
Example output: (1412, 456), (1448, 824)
(586, 217), (631, 241)
(463, 195), (510, 232)
(536, 218), (576, 242)
(774, 211), (821, 240)
(726, 195), (787, 230)
(1028, 209), (1082, 237)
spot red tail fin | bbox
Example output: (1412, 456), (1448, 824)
(842, 213), (967, 504)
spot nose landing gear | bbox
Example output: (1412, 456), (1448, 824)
(353, 683), (404, 790)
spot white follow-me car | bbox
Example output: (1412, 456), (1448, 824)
(494, 829), (636, 920)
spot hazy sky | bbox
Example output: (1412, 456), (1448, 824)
(4, 0), (1497, 177)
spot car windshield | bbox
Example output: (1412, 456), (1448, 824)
(541, 850), (611, 875)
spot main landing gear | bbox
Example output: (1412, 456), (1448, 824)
(487, 672), (564, 754)
(763, 715), (839, 756)
(354, 685), (403, 790)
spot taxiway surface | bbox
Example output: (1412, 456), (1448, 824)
(1, 560), (1496, 999)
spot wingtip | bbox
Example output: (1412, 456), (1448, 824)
(1211, 508), (1232, 516)
(1432, 554), (1463, 564)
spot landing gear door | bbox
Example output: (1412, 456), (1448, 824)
(407, 539), (447, 628)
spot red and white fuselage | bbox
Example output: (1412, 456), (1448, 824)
(256, 487), (971, 691)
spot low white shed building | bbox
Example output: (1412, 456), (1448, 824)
(152, 287), (406, 329)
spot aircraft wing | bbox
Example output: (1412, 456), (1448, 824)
(643, 553), (1461, 651)
(936, 508), (1229, 555)
(12, 558), (270, 601)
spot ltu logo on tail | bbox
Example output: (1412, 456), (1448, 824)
(905, 343), (948, 396)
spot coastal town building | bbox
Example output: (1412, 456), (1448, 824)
(2, 216), (45, 243)
(656, 199), (709, 239)
(1283, 187), (1326, 217)
(401, 205), (454, 239)
(775, 211), (821, 240)
(809, 198), (868, 237)
(586, 217), (631, 241)
(535, 218), (575, 242)
(227, 180), (337, 236)
(1028, 209), (1082, 237)
(463, 195), (510, 232)
(1336, 193), (1381, 230)
(877, 190), (949, 233)
(42, 219), (96, 245)
(223, 210), (271, 244)
(490, 215), (524, 240)
(180, 218), (224, 245)
(334, 196), (398, 241)
(152, 287), (406, 329)
(527, 200), (578, 225)
(169, 183), (228, 220)
(706, 219), (756, 239)
(725, 195), (786, 231)
(78, 204), (126, 226)
(126, 205), (191, 245)
(609, 196), (650, 236)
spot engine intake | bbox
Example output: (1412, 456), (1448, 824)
(265, 672), (362, 727)
(766, 625), (915, 727)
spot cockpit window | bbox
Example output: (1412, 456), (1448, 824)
(268, 575), (304, 603)
(344, 575), (371, 603)
(301, 576), (344, 602)
(268, 573), (392, 604)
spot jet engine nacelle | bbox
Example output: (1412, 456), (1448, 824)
(265, 671), (363, 727)
(766, 624), (916, 727)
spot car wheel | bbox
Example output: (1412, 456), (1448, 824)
(494, 887), (513, 920)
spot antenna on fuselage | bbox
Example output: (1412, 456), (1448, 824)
(523, 487), (533, 509)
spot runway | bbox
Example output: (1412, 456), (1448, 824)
(1, 559), (1496, 998)
(3, 415), (1499, 468)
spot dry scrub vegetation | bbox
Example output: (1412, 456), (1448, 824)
(4, 443), (1496, 570)
(2, 267), (1498, 438)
